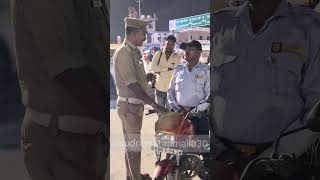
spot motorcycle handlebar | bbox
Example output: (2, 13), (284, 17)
(183, 101), (209, 119)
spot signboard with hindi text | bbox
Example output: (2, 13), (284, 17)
(169, 13), (210, 31)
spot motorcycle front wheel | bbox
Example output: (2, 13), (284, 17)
(154, 172), (182, 180)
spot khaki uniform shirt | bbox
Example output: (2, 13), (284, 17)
(113, 39), (148, 98)
(150, 50), (182, 92)
(12, 0), (108, 115)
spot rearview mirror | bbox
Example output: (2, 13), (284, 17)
(305, 100), (320, 132)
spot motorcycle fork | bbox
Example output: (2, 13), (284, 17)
(155, 151), (162, 164)
(174, 155), (181, 180)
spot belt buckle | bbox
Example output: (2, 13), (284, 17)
(235, 144), (256, 156)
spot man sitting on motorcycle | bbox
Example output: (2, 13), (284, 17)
(167, 40), (210, 136)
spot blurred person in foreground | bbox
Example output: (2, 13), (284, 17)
(211, 0), (320, 179)
(11, 0), (109, 179)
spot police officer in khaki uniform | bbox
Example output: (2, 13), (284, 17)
(113, 17), (167, 180)
(11, 0), (108, 180)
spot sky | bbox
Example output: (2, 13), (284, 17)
(110, 0), (210, 43)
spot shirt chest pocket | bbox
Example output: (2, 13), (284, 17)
(194, 74), (207, 92)
(267, 53), (305, 95)
(136, 60), (145, 74)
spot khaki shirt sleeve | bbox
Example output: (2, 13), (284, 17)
(24, 0), (87, 77)
(115, 49), (138, 86)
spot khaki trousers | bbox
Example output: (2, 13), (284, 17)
(117, 100), (144, 180)
(21, 112), (107, 180)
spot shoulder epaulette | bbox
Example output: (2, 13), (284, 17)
(123, 43), (133, 53)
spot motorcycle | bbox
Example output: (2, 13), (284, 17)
(151, 105), (210, 180)
(239, 100), (320, 180)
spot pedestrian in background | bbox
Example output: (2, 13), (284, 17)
(150, 35), (182, 109)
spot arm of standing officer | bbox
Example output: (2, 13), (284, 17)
(24, 0), (107, 122)
(167, 68), (182, 112)
(127, 83), (167, 114)
(150, 51), (173, 73)
(115, 49), (167, 114)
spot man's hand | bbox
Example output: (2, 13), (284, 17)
(178, 107), (188, 115)
(151, 103), (168, 115)
(196, 102), (210, 112)
(146, 73), (156, 82)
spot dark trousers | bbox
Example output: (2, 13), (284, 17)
(189, 116), (209, 135)
(189, 115), (210, 164)
(155, 89), (169, 109)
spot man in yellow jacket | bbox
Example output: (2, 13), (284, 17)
(150, 35), (182, 109)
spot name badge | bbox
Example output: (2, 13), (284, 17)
(195, 74), (205, 80)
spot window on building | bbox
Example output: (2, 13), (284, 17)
(199, 36), (203, 40)
(207, 36), (210, 40)
(158, 37), (161, 42)
(190, 35), (192, 40)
